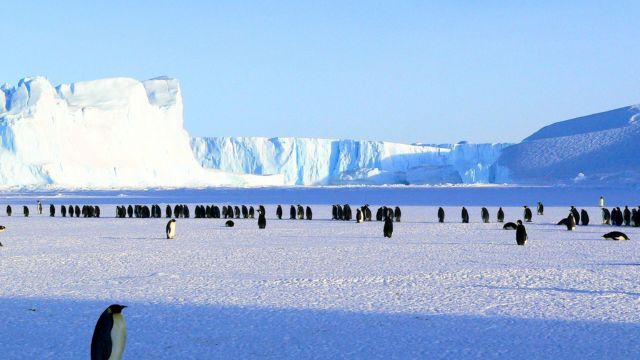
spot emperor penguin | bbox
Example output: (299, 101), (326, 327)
(624, 206), (631, 226)
(356, 208), (364, 223)
(503, 222), (517, 230)
(481, 207), (490, 223)
(437, 207), (445, 223)
(461, 207), (469, 223)
(276, 205), (283, 220)
(580, 209), (590, 226)
(599, 196), (605, 208)
(166, 219), (176, 239)
(497, 207), (504, 223)
(602, 208), (611, 225)
(332, 205), (339, 220)
(375, 207), (383, 221)
(566, 213), (576, 231)
(383, 217), (393, 238)
(69, 205), (75, 217)
(23, 206), (29, 217)
(6, 205), (11, 217)
(306, 206), (313, 220)
(91, 304), (127, 360)
(61, 205), (67, 217)
(290, 205), (296, 219)
(297, 205), (304, 220)
(602, 231), (630, 241)
(394, 207), (401, 222)
(258, 209), (266, 229)
(49, 204), (55, 217)
(570, 206), (580, 225)
(515, 220), (528, 245)
(225, 220), (235, 227)
(37, 200), (42, 215)
(249, 206), (255, 219)
(537, 202), (544, 215)
(0, 225), (5, 246)
(523, 206), (532, 222)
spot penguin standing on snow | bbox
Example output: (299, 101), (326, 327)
(306, 206), (313, 220)
(0, 225), (5, 246)
(37, 201), (42, 215)
(276, 205), (283, 220)
(166, 219), (176, 239)
(437, 207), (445, 223)
(497, 207), (504, 223)
(580, 209), (590, 226)
(258, 209), (266, 229)
(566, 213), (576, 231)
(515, 220), (527, 245)
(523, 206), (532, 222)
(537, 202), (544, 215)
(481, 207), (490, 223)
(461, 207), (469, 223)
(394, 207), (401, 222)
(61, 205), (67, 217)
(570, 206), (580, 225)
(383, 217), (393, 238)
(6, 205), (11, 217)
(91, 304), (127, 360)
(23, 206), (29, 217)
(356, 208), (364, 223)
(290, 206), (296, 220)
(602, 208), (611, 225)
(623, 206), (631, 226)
(49, 204), (55, 217)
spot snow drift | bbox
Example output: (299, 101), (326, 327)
(0, 76), (282, 188)
(494, 105), (640, 185)
(191, 137), (509, 185)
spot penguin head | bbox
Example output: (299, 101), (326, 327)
(0, 225), (5, 231)
(516, 220), (523, 225)
(107, 304), (127, 314)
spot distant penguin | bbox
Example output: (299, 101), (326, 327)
(523, 206), (532, 222)
(365, 206), (372, 221)
(332, 205), (338, 220)
(566, 213), (576, 231)
(602, 231), (630, 241)
(61, 205), (67, 217)
(461, 207), (469, 223)
(481, 207), (489, 223)
(95, 206), (101, 218)
(580, 209), (589, 226)
(37, 201), (42, 215)
(49, 204), (55, 217)
(632, 208), (638, 227)
(75, 205), (81, 217)
(336, 205), (343, 220)
(290, 205), (296, 220)
(623, 206), (631, 226)
(438, 207), (445, 223)
(613, 207), (623, 226)
(276, 205), (283, 220)
(127, 205), (133, 218)
(503, 222), (517, 230)
(6, 205), (11, 217)
(91, 304), (127, 360)
(375, 207), (383, 221)
(570, 206), (580, 225)
(306, 206), (312, 220)
(356, 208), (364, 223)
(383, 217), (393, 238)
(166, 205), (172, 218)
(249, 206), (255, 219)
(297, 205), (304, 220)
(537, 202), (544, 215)
(242, 205), (248, 219)
(166, 219), (176, 239)
(0, 225), (5, 246)
(258, 209), (266, 229)
(225, 220), (235, 227)
(515, 220), (527, 245)
(599, 196), (605, 208)
(394, 207), (401, 222)
(69, 205), (75, 217)
(497, 207), (504, 223)
(602, 208), (611, 225)
(23, 206), (29, 217)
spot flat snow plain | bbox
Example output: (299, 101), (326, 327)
(0, 188), (639, 359)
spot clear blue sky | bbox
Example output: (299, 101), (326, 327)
(2, 1), (640, 144)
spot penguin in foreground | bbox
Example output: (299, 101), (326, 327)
(503, 222), (517, 230)
(383, 217), (393, 238)
(166, 219), (176, 239)
(91, 304), (127, 360)
(515, 220), (527, 245)
(580, 209), (590, 226)
(437, 207), (445, 223)
(602, 231), (630, 241)
(258, 209), (266, 229)
(0, 225), (5, 246)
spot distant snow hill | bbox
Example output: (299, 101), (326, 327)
(494, 105), (640, 185)
(0, 75), (637, 188)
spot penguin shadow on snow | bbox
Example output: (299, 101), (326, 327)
(0, 297), (638, 359)
(474, 284), (640, 297)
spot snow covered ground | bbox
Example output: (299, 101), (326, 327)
(1, 188), (639, 359)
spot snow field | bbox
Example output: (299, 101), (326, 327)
(0, 204), (639, 359)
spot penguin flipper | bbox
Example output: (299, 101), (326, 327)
(91, 312), (113, 360)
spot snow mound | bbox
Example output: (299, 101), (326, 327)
(495, 105), (640, 185)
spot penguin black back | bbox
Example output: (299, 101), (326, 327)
(394, 207), (401, 222)
(91, 304), (127, 360)
(580, 209), (589, 226)
(437, 207), (445, 223)
(258, 210), (266, 229)
(503, 222), (517, 230)
(497, 207), (504, 223)
(461, 207), (469, 223)
(6, 205), (11, 217)
(481, 207), (489, 223)
(225, 220), (235, 227)
(49, 204), (55, 217)
(602, 231), (630, 240)
(23, 206), (29, 217)
(306, 206), (312, 220)
(277, 205), (283, 219)
(523, 206), (532, 222)
(383, 217), (393, 238)
(515, 220), (527, 245)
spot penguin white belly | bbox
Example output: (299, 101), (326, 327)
(109, 314), (127, 360)
(167, 223), (176, 239)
